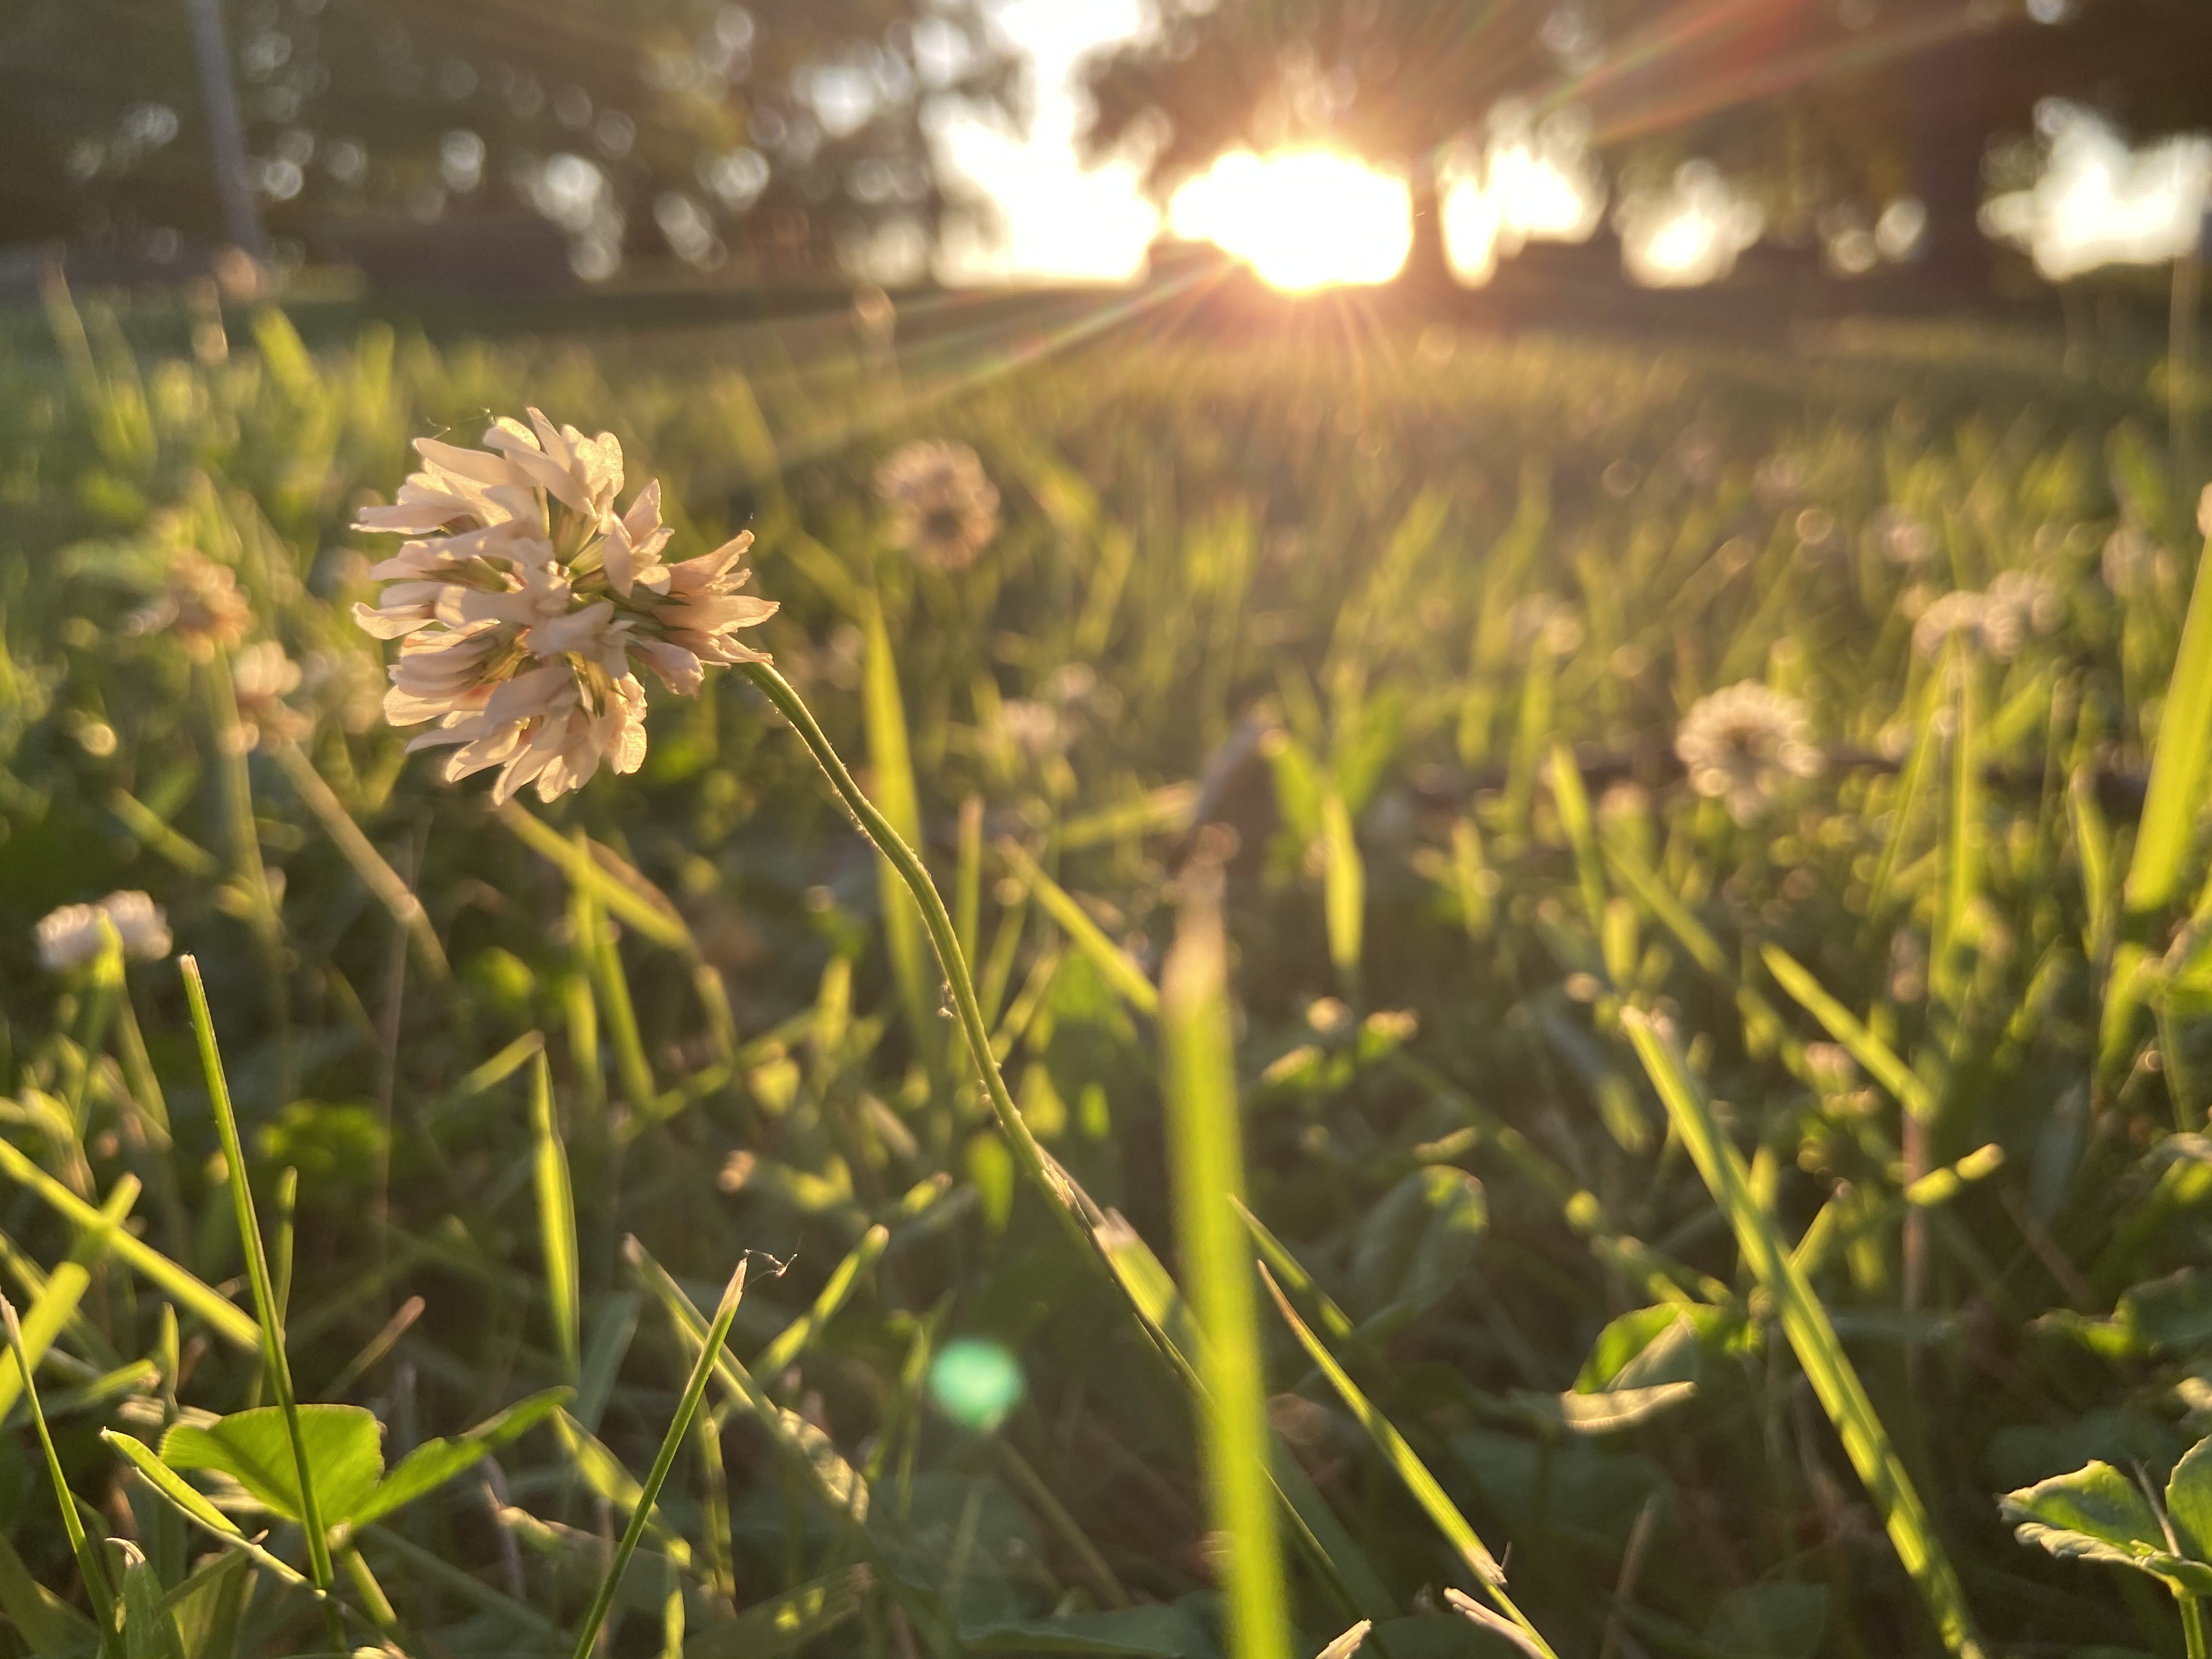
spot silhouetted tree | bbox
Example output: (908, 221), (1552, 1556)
(0, 0), (1016, 282)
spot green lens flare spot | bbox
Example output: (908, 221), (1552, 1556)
(928, 1338), (1025, 1432)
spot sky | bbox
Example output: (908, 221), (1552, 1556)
(929, 0), (1161, 285)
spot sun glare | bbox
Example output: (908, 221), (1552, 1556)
(1168, 150), (1413, 291)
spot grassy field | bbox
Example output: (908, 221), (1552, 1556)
(4, 278), (2212, 1659)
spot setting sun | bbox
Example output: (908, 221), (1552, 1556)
(1167, 149), (1413, 291)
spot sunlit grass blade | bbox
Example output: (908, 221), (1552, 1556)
(0, 1138), (256, 1350)
(573, 870), (656, 1114)
(1934, 652), (1982, 1007)
(531, 1049), (581, 1384)
(179, 955), (343, 1654)
(1760, 945), (1935, 1121)
(1161, 853), (1292, 1659)
(1260, 1266), (1555, 1658)
(2126, 519), (2212, 913)
(3, 1291), (122, 1659)
(568, 1258), (747, 1659)
(0, 1177), (135, 1426)
(1549, 742), (1607, 936)
(1620, 1008), (1987, 1659)
(862, 589), (938, 1062)
(998, 838), (1160, 1018)
(1320, 787), (1365, 1006)
(497, 801), (697, 955)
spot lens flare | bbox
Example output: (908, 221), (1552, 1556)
(1169, 150), (1413, 291)
(928, 1337), (1026, 1431)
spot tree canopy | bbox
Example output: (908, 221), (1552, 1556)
(0, 0), (1016, 281)
(1080, 0), (2212, 287)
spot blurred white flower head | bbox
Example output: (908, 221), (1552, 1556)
(231, 640), (312, 749)
(351, 408), (776, 804)
(36, 890), (172, 972)
(876, 441), (1000, 572)
(1674, 681), (1822, 823)
(1870, 505), (1938, 566)
(1911, 575), (2060, 661)
(133, 550), (252, 661)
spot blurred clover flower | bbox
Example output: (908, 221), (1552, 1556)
(351, 409), (776, 804)
(36, 890), (172, 972)
(874, 440), (1000, 571)
(1673, 681), (1822, 823)
(132, 550), (251, 661)
(1911, 574), (2061, 662)
(229, 640), (312, 751)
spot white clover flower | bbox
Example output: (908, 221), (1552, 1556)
(874, 441), (1000, 572)
(991, 698), (1065, 765)
(131, 551), (252, 661)
(1674, 681), (1823, 823)
(36, 890), (172, 972)
(1911, 576), (2059, 662)
(351, 409), (776, 804)
(1910, 590), (1993, 659)
(1870, 505), (1937, 566)
(230, 640), (311, 749)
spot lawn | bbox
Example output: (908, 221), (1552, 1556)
(2, 280), (2209, 1659)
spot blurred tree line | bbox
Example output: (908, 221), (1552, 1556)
(1082, 0), (2212, 293)
(0, 0), (1013, 282)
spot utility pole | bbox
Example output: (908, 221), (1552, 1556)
(183, 0), (269, 268)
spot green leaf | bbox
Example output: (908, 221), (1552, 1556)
(1575, 1304), (1745, 1392)
(2000, 1461), (2168, 1571)
(348, 1386), (571, 1530)
(966, 1605), (1221, 1656)
(158, 1551), (253, 1659)
(1349, 1166), (1487, 1321)
(2168, 1436), (2212, 1561)
(777, 1407), (869, 1523)
(1503, 1382), (1697, 1435)
(159, 1404), (384, 1527)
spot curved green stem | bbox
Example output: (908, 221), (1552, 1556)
(741, 663), (1092, 1256)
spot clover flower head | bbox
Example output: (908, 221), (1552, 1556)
(351, 409), (776, 803)
(230, 640), (312, 750)
(875, 440), (1000, 572)
(1912, 575), (2059, 662)
(1674, 681), (1822, 823)
(134, 551), (252, 661)
(36, 890), (172, 972)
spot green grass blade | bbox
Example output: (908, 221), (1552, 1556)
(956, 793), (984, 969)
(0, 1141), (257, 1352)
(178, 956), (342, 1651)
(531, 1049), (581, 1384)
(1760, 945), (1935, 1120)
(574, 868), (657, 1114)
(496, 800), (698, 956)
(1620, 1008), (1986, 1659)
(1260, 1267), (1554, 1656)
(998, 838), (1160, 1018)
(1548, 743), (1607, 937)
(569, 1259), (747, 1659)
(269, 737), (449, 981)
(1160, 857), (1292, 1659)
(1936, 653), (1982, 1007)
(0, 1177), (136, 1426)
(1320, 788), (1365, 1005)
(862, 590), (938, 1062)
(2128, 518), (2212, 913)
(2, 1291), (122, 1659)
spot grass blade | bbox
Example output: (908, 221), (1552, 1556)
(1620, 1008), (1986, 1659)
(1320, 788), (1365, 1005)
(531, 1048), (581, 1384)
(1760, 945), (1935, 1120)
(568, 1259), (747, 1659)
(998, 838), (1160, 1018)
(178, 954), (343, 1652)
(1161, 851), (1292, 1659)
(2128, 517), (2212, 913)
(1260, 1266), (1554, 1655)
(862, 589), (938, 1063)
(0, 1177), (136, 1426)
(2, 1291), (122, 1658)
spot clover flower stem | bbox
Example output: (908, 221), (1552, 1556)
(2186, 1595), (2210, 1659)
(740, 663), (1099, 1266)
